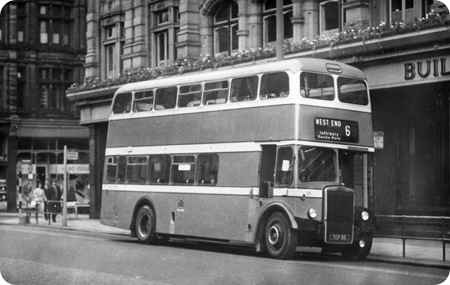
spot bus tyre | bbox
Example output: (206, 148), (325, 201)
(341, 231), (373, 261)
(135, 205), (156, 244)
(264, 212), (298, 260)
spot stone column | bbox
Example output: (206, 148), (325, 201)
(246, 0), (262, 50)
(198, 13), (213, 57)
(177, 1), (201, 59)
(237, 0), (249, 51)
(302, 0), (319, 39)
(291, 0), (305, 42)
(84, 0), (99, 78)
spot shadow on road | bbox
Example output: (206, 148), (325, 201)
(110, 234), (347, 263)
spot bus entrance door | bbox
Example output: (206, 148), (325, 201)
(260, 145), (276, 198)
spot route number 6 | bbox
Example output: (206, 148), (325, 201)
(345, 125), (351, 137)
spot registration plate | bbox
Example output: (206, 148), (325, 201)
(329, 234), (351, 242)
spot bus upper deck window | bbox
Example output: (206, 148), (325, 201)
(338, 77), (369, 105)
(178, 84), (201, 108)
(260, 72), (289, 99)
(133, 90), (154, 112)
(155, 86), (177, 110)
(300, 72), (334, 101)
(230, 76), (258, 102)
(203, 81), (228, 105)
(113, 93), (132, 114)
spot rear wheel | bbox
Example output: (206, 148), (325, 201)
(264, 212), (298, 259)
(135, 205), (156, 244)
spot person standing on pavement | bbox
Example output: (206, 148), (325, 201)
(32, 181), (46, 223)
(44, 179), (61, 222)
(43, 179), (52, 221)
(51, 180), (62, 221)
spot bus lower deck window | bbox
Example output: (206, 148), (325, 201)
(197, 154), (219, 185)
(172, 155), (196, 185)
(149, 155), (171, 184)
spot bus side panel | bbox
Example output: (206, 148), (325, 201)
(107, 105), (296, 148)
(100, 189), (135, 229)
(100, 189), (116, 227)
(167, 194), (252, 241)
(298, 105), (374, 148)
(100, 190), (257, 242)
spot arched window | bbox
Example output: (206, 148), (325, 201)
(214, 1), (238, 55)
(263, 0), (293, 44)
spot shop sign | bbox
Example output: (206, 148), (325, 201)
(53, 164), (90, 174)
(20, 160), (34, 174)
(363, 55), (450, 89)
(404, 57), (450, 81)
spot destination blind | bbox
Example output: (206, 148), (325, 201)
(314, 117), (359, 143)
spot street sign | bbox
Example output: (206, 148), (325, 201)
(67, 151), (79, 160)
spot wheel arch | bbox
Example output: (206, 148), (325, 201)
(254, 202), (298, 252)
(130, 196), (156, 237)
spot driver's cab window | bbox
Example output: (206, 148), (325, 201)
(298, 147), (337, 182)
(275, 147), (294, 186)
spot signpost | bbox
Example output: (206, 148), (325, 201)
(63, 146), (68, 226)
(62, 148), (83, 226)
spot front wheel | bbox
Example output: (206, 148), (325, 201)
(135, 205), (156, 244)
(341, 231), (373, 261)
(264, 212), (298, 259)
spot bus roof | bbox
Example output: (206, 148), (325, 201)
(115, 58), (366, 94)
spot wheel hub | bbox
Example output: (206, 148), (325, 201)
(268, 225), (281, 246)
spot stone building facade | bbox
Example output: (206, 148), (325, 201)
(68, 0), (449, 228)
(0, 0), (89, 212)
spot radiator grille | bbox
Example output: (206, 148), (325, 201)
(324, 187), (354, 244)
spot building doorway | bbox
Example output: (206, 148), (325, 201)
(372, 82), (449, 215)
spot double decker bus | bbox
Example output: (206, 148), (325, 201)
(101, 58), (375, 260)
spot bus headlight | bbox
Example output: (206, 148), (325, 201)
(361, 211), (369, 221)
(308, 208), (317, 219)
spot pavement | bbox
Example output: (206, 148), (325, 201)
(1, 212), (450, 269)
